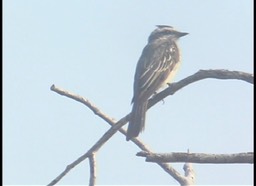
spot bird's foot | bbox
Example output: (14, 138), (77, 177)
(152, 91), (165, 104)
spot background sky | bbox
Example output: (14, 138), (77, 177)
(3, 0), (253, 185)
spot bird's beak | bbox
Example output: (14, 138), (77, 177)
(178, 32), (189, 37)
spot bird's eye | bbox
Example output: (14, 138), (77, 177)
(164, 31), (170, 35)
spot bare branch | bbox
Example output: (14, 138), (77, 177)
(49, 86), (184, 185)
(181, 163), (195, 186)
(48, 69), (253, 185)
(46, 104), (184, 185)
(137, 151), (254, 164)
(50, 84), (116, 125)
(47, 115), (128, 186)
(157, 163), (187, 184)
(51, 69), (253, 128)
(148, 69), (253, 107)
(89, 153), (96, 186)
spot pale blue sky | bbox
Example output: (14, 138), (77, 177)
(3, 0), (253, 185)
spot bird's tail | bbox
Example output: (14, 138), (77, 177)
(126, 101), (148, 141)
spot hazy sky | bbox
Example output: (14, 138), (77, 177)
(3, 0), (253, 185)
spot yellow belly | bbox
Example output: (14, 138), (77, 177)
(165, 61), (181, 84)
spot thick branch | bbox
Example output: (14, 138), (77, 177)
(148, 69), (253, 107)
(137, 151), (254, 164)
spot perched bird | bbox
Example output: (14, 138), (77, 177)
(126, 25), (188, 141)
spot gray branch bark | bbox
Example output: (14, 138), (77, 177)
(89, 153), (96, 186)
(182, 163), (195, 186)
(48, 69), (253, 186)
(137, 151), (254, 164)
(148, 69), (253, 107)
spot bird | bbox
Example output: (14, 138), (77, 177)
(126, 25), (188, 141)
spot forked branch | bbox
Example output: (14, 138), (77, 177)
(48, 69), (253, 185)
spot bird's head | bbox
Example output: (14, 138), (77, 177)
(148, 25), (188, 42)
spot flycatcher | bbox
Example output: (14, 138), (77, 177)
(126, 25), (188, 141)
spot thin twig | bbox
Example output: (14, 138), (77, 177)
(50, 84), (116, 125)
(89, 153), (96, 186)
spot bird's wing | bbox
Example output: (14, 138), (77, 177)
(132, 41), (179, 102)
